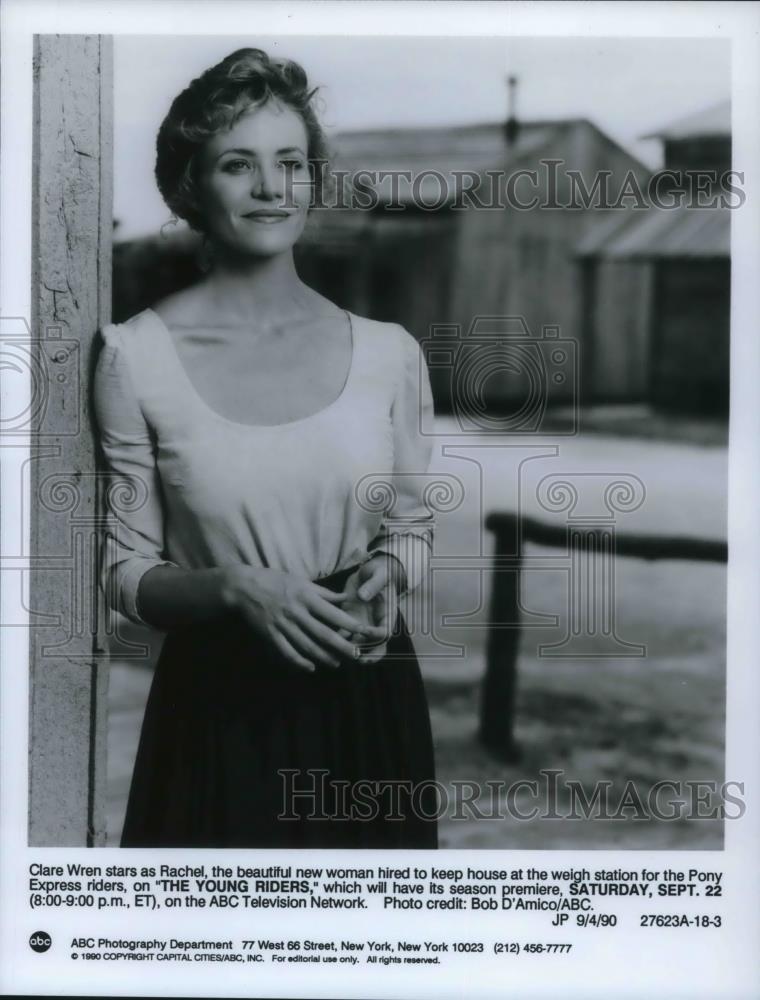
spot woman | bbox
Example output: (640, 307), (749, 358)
(94, 48), (438, 848)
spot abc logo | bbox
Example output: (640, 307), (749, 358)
(29, 931), (52, 953)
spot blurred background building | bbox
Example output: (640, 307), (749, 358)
(578, 100), (730, 415)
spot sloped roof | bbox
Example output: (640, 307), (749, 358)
(576, 204), (730, 259)
(329, 119), (580, 206)
(642, 100), (730, 141)
(332, 120), (557, 161)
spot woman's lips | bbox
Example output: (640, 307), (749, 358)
(243, 211), (293, 224)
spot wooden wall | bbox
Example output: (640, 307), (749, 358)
(587, 259), (654, 401)
(450, 122), (653, 407)
(651, 259), (730, 414)
(29, 35), (112, 846)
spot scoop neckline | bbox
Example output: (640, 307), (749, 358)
(145, 306), (358, 430)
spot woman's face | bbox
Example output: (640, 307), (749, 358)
(195, 100), (312, 257)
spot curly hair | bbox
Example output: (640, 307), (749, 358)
(155, 48), (331, 231)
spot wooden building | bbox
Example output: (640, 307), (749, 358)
(297, 118), (651, 411)
(576, 101), (731, 415)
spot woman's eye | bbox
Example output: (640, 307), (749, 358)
(280, 159), (306, 170)
(223, 159), (252, 173)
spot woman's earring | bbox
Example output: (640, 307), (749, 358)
(159, 214), (180, 239)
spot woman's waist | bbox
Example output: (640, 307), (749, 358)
(163, 528), (373, 586)
(154, 561), (414, 694)
(162, 562), (362, 647)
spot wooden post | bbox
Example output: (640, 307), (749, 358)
(479, 512), (522, 762)
(28, 35), (113, 846)
(480, 510), (726, 762)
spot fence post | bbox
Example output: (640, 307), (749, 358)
(479, 512), (522, 762)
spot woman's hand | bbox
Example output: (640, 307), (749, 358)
(338, 554), (404, 665)
(220, 566), (387, 672)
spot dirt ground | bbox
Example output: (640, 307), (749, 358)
(106, 423), (727, 849)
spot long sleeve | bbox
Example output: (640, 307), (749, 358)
(93, 324), (179, 626)
(367, 326), (435, 596)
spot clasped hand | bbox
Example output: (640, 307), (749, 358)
(221, 556), (399, 672)
(335, 555), (402, 665)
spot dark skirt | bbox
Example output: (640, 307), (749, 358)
(120, 564), (438, 848)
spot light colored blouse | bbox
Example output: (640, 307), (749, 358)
(94, 307), (435, 628)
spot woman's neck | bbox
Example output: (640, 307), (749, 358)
(203, 248), (317, 324)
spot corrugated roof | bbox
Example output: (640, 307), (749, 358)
(576, 204), (730, 259)
(641, 100), (730, 141)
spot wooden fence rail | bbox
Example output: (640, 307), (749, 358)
(480, 511), (728, 762)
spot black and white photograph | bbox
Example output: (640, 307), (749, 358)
(2, 2), (759, 997)
(53, 31), (736, 850)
